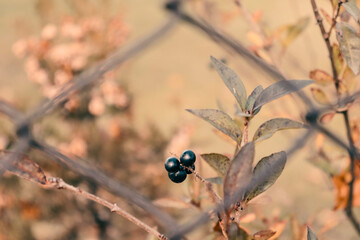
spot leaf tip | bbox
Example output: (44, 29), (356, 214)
(210, 56), (217, 63)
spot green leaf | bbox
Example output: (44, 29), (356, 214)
(201, 153), (230, 177)
(187, 109), (242, 143)
(307, 226), (318, 240)
(253, 118), (304, 142)
(336, 22), (360, 75)
(243, 151), (286, 203)
(332, 44), (344, 75)
(210, 56), (247, 110)
(205, 177), (224, 185)
(308, 156), (336, 175)
(282, 17), (310, 47)
(246, 85), (263, 115)
(224, 142), (255, 207)
(310, 87), (330, 105)
(343, 0), (360, 22)
(252, 80), (313, 111)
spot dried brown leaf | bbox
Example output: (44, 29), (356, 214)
(0, 151), (47, 185)
(252, 230), (276, 240)
(319, 112), (335, 124)
(309, 69), (334, 85)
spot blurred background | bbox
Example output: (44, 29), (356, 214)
(0, 0), (359, 239)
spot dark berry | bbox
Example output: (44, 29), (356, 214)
(165, 157), (180, 172)
(168, 170), (187, 183)
(180, 150), (196, 166)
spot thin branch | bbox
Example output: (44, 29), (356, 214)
(310, 0), (340, 90)
(327, 0), (343, 37)
(184, 166), (222, 204)
(46, 177), (168, 240)
(342, 111), (360, 234)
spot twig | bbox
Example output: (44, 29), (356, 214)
(47, 177), (168, 240)
(342, 111), (360, 234)
(327, 1), (343, 37)
(184, 166), (222, 204)
(310, 0), (340, 90)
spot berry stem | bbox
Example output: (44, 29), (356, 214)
(183, 165), (228, 238)
(183, 165), (222, 203)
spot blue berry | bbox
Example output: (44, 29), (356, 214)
(165, 157), (180, 172)
(168, 170), (187, 183)
(180, 150), (196, 166)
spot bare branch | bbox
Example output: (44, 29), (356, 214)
(46, 177), (168, 240)
(310, 0), (340, 90)
(342, 111), (360, 234)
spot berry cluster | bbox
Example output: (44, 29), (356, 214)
(164, 150), (196, 183)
